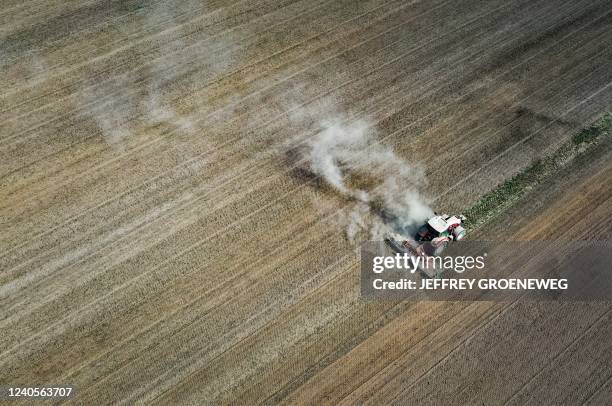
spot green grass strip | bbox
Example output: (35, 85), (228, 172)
(463, 112), (611, 232)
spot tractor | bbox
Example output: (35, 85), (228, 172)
(384, 213), (467, 277)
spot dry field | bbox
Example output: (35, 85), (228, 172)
(1, 0), (611, 404)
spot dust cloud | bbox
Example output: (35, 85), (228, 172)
(284, 101), (433, 244)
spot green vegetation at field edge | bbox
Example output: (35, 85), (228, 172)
(463, 113), (611, 232)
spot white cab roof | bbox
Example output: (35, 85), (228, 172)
(447, 216), (461, 226)
(427, 216), (448, 233)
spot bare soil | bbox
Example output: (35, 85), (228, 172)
(0, 0), (610, 404)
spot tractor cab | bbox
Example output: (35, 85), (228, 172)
(416, 214), (466, 242)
